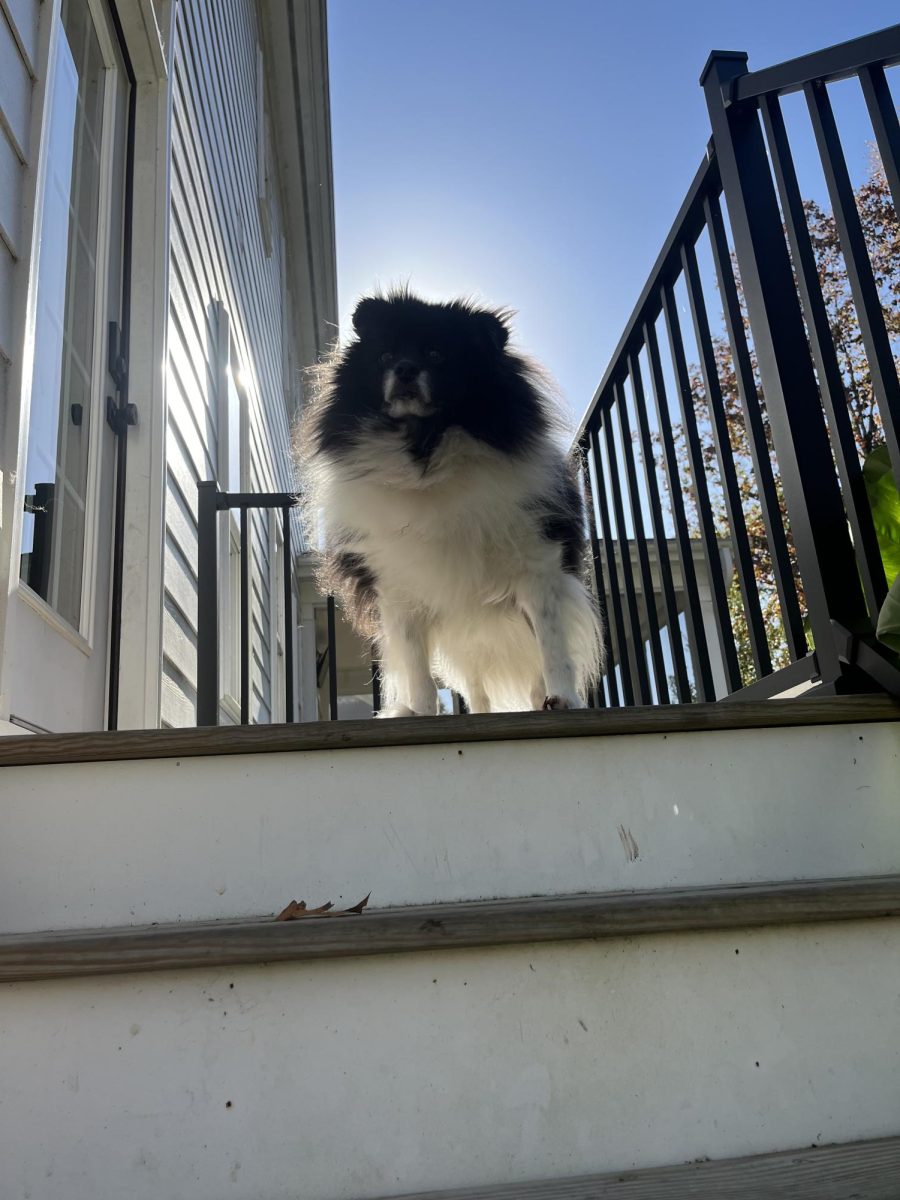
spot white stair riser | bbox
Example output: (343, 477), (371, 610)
(1, 721), (897, 932)
(2, 919), (899, 1200)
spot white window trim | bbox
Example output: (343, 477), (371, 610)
(113, 0), (172, 730)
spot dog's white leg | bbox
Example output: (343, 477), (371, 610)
(377, 608), (438, 717)
(519, 575), (585, 711)
(462, 683), (491, 714)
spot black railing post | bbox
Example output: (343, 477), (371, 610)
(703, 188), (809, 660)
(590, 424), (634, 705)
(804, 77), (900, 493)
(644, 319), (716, 702)
(759, 94), (887, 620)
(579, 434), (613, 705)
(326, 593), (339, 720)
(239, 506), (250, 725)
(662, 280), (742, 696)
(197, 480), (220, 726)
(858, 64), (900, 216)
(282, 504), (295, 722)
(629, 349), (691, 703)
(701, 51), (868, 686)
(198, 486), (300, 725)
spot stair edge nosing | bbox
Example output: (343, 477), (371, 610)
(2, 874), (899, 983)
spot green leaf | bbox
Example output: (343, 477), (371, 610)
(863, 445), (900, 584)
(877, 574), (900, 653)
(863, 446), (900, 652)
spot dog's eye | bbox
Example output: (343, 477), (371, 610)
(380, 352), (394, 367)
(427, 350), (443, 364)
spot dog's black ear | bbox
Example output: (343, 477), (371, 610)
(474, 310), (509, 352)
(352, 296), (391, 340)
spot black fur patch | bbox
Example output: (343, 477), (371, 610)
(311, 291), (549, 464)
(325, 550), (379, 637)
(534, 461), (587, 575)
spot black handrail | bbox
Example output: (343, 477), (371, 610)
(582, 25), (900, 706)
(196, 482), (298, 726)
(729, 23), (900, 101)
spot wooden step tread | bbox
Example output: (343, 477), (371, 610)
(2, 874), (898, 983)
(0, 695), (896, 768)
(367, 1135), (900, 1199)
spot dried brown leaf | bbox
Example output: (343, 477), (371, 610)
(274, 894), (370, 921)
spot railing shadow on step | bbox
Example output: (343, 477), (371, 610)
(579, 24), (900, 709)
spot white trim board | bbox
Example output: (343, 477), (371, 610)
(113, 0), (174, 729)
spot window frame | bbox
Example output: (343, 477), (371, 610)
(17, 0), (127, 646)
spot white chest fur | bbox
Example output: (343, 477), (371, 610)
(319, 430), (561, 614)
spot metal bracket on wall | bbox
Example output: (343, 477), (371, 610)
(107, 320), (128, 393)
(105, 321), (137, 436)
(105, 395), (138, 438)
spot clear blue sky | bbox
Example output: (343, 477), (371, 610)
(327, 1), (898, 426)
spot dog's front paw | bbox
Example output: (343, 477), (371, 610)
(541, 693), (584, 712)
(376, 704), (417, 719)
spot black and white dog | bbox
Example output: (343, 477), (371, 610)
(298, 291), (603, 716)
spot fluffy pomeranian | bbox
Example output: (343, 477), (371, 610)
(297, 291), (603, 716)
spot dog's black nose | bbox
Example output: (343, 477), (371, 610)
(393, 359), (420, 383)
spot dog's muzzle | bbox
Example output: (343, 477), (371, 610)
(384, 365), (432, 418)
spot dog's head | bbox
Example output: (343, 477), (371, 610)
(312, 291), (549, 463)
(349, 293), (510, 420)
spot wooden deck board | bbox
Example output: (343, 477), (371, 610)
(0, 695), (897, 768)
(2, 874), (899, 983)
(365, 1135), (900, 1199)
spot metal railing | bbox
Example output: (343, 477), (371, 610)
(317, 593), (339, 720)
(196, 481), (300, 726)
(580, 24), (900, 706)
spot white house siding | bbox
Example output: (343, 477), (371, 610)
(162, 0), (300, 727)
(0, 0), (40, 420)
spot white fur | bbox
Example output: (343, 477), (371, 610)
(306, 425), (603, 716)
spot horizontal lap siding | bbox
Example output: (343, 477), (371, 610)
(0, 120), (23, 255)
(162, 0), (296, 726)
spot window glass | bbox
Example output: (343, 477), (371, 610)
(19, 0), (107, 628)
